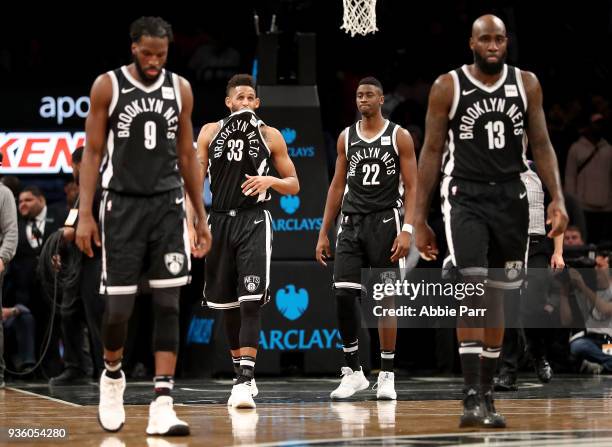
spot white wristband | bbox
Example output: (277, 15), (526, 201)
(402, 223), (413, 234)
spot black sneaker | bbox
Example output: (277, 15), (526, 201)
(481, 391), (506, 428)
(535, 358), (553, 383)
(49, 368), (89, 386)
(459, 388), (483, 428)
(493, 373), (518, 391)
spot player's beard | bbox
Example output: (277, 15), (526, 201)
(473, 50), (506, 75)
(133, 55), (162, 84)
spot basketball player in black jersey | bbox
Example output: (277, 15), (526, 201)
(189, 74), (299, 408)
(316, 77), (417, 400)
(76, 17), (211, 436)
(415, 15), (568, 428)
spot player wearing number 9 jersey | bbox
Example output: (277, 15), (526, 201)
(315, 77), (417, 401)
(76, 16), (211, 436)
(188, 74), (298, 408)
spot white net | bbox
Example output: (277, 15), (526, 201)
(341, 0), (378, 37)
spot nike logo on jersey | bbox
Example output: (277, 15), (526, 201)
(350, 140), (361, 146)
(121, 87), (136, 94)
(254, 219), (264, 225)
(462, 88), (477, 96)
(383, 217), (394, 223)
(519, 192), (527, 199)
(175, 197), (184, 204)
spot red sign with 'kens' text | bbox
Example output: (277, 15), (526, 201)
(0, 132), (84, 174)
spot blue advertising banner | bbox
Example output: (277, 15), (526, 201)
(199, 261), (371, 376)
(257, 86), (330, 260)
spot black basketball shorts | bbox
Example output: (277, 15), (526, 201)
(440, 176), (529, 289)
(333, 208), (407, 292)
(204, 207), (272, 309)
(99, 188), (190, 295)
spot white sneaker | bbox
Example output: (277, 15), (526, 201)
(228, 383), (256, 408)
(233, 377), (259, 397)
(330, 367), (369, 399)
(373, 371), (397, 400)
(98, 370), (126, 432)
(146, 395), (190, 436)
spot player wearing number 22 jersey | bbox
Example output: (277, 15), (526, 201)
(316, 77), (418, 402)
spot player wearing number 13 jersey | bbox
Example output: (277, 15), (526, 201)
(190, 74), (298, 408)
(316, 77), (417, 401)
(414, 15), (568, 430)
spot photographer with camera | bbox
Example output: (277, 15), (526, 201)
(558, 226), (610, 373)
(566, 251), (612, 374)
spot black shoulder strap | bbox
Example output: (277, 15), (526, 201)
(577, 143), (601, 175)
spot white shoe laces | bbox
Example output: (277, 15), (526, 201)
(339, 367), (357, 386)
(101, 380), (124, 406)
(153, 397), (181, 422)
(373, 372), (392, 391)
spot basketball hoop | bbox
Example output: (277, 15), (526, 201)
(341, 0), (379, 37)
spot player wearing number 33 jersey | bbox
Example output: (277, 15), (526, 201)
(188, 74), (299, 408)
(194, 76), (299, 310)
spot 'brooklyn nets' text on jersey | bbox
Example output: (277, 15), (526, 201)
(341, 120), (403, 214)
(101, 66), (183, 195)
(208, 109), (271, 211)
(443, 64), (528, 182)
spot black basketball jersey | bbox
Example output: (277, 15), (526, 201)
(101, 66), (183, 195)
(208, 109), (271, 211)
(443, 64), (528, 182)
(341, 120), (404, 214)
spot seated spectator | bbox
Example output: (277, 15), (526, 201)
(2, 304), (35, 373)
(567, 253), (612, 374)
(564, 225), (585, 247)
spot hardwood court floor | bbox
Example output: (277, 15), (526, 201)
(3, 376), (612, 446)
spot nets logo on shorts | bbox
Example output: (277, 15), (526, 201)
(505, 260), (523, 281)
(380, 270), (397, 285)
(244, 275), (261, 293)
(164, 253), (185, 275)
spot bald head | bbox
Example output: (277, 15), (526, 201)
(472, 15), (506, 37)
(470, 14), (508, 75)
